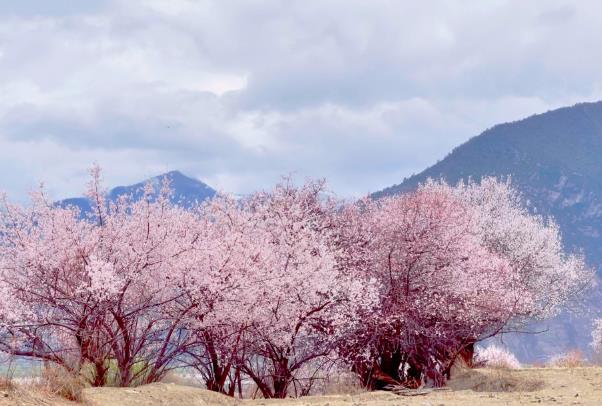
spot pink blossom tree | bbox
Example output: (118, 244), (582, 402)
(224, 179), (375, 398)
(446, 178), (590, 319)
(338, 186), (527, 387)
(177, 195), (260, 396)
(0, 180), (112, 382)
(421, 178), (592, 365)
(0, 169), (590, 395)
(0, 167), (207, 386)
(338, 178), (590, 388)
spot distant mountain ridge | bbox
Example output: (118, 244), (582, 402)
(374, 101), (602, 362)
(59, 170), (216, 213)
(374, 101), (602, 266)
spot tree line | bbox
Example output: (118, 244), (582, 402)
(0, 167), (591, 398)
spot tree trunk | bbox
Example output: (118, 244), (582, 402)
(118, 361), (132, 387)
(92, 359), (108, 387)
(379, 350), (402, 382)
(272, 359), (291, 398)
(405, 361), (422, 389)
(459, 341), (475, 368)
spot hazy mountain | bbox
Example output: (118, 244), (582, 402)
(59, 170), (216, 213)
(374, 101), (602, 362)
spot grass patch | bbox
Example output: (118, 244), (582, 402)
(79, 358), (156, 387)
(0, 376), (16, 392)
(41, 363), (88, 402)
(448, 369), (545, 392)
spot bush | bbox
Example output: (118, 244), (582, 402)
(475, 345), (521, 369)
(41, 364), (87, 402)
(546, 350), (586, 368)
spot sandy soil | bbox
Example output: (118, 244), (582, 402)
(0, 367), (601, 405)
(0, 387), (73, 406)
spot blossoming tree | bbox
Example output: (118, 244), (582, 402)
(0, 169), (590, 396)
(0, 168), (206, 386)
(338, 178), (590, 388)
(226, 179), (375, 398)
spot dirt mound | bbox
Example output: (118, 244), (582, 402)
(0, 367), (600, 405)
(83, 383), (239, 406)
(447, 368), (545, 392)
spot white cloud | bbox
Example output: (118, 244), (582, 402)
(2, 0), (602, 200)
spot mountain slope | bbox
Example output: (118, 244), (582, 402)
(374, 101), (602, 362)
(59, 170), (216, 213)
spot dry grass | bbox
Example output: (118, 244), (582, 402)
(0, 376), (17, 402)
(545, 349), (586, 368)
(313, 371), (365, 396)
(448, 368), (545, 392)
(0, 377), (15, 392)
(0, 367), (599, 405)
(80, 367), (602, 405)
(40, 363), (88, 402)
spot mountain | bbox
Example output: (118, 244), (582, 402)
(374, 101), (602, 362)
(59, 170), (217, 213)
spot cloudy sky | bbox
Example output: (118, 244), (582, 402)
(1, 0), (602, 200)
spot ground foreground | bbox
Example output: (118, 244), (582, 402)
(0, 367), (601, 405)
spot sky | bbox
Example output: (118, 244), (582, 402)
(2, 0), (602, 200)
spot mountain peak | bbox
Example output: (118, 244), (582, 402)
(375, 100), (602, 199)
(155, 170), (186, 179)
(60, 170), (217, 211)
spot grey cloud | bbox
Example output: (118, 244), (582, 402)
(538, 4), (576, 25)
(2, 0), (602, 200)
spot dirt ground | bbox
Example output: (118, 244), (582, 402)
(0, 367), (601, 405)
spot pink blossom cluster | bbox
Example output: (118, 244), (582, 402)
(0, 168), (590, 397)
(474, 345), (521, 369)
